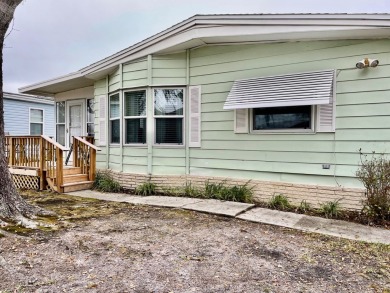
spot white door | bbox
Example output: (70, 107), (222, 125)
(66, 100), (85, 147)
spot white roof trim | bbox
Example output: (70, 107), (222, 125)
(223, 70), (335, 110)
(19, 14), (390, 95)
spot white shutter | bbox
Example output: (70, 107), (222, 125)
(317, 76), (336, 132)
(189, 86), (201, 147)
(98, 95), (107, 145)
(234, 109), (249, 133)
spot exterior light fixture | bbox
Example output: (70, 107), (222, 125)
(356, 58), (379, 69)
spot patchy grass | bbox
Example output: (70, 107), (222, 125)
(0, 190), (135, 236)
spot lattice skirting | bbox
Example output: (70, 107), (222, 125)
(11, 174), (39, 190)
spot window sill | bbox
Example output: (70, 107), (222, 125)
(153, 144), (185, 148)
(251, 129), (315, 135)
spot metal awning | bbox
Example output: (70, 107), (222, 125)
(223, 69), (335, 110)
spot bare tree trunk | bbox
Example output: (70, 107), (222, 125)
(0, 0), (47, 224)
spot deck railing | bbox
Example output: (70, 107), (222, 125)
(5, 135), (71, 192)
(5, 136), (42, 168)
(72, 136), (100, 182)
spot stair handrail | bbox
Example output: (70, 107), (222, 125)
(72, 136), (100, 182)
(40, 135), (69, 192)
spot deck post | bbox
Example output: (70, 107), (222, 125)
(9, 137), (15, 166)
(56, 148), (64, 193)
(39, 137), (46, 191)
(89, 149), (96, 181)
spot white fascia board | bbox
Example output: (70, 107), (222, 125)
(82, 19), (390, 76)
(19, 71), (83, 94)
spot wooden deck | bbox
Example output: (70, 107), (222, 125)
(5, 135), (99, 193)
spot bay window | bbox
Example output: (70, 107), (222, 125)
(124, 90), (146, 144)
(109, 93), (120, 144)
(154, 89), (184, 145)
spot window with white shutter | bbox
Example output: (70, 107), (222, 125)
(226, 69), (335, 133)
(189, 86), (201, 147)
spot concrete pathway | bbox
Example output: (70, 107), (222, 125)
(67, 190), (390, 245)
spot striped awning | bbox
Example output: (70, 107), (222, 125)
(223, 70), (335, 110)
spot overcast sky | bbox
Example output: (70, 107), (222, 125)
(3, 0), (390, 93)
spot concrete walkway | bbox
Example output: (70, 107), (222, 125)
(67, 190), (390, 245)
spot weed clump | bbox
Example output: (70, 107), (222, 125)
(135, 182), (156, 196)
(320, 199), (341, 219)
(268, 194), (290, 210)
(93, 171), (122, 193)
(204, 180), (254, 203)
(297, 200), (311, 213)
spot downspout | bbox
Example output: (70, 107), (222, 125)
(185, 49), (190, 175)
(147, 54), (153, 176)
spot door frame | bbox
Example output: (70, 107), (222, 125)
(66, 99), (86, 148)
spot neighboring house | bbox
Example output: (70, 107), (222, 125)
(19, 14), (390, 209)
(4, 92), (55, 136)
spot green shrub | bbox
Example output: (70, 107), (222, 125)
(356, 152), (390, 221)
(135, 182), (156, 196)
(268, 194), (290, 210)
(297, 200), (311, 213)
(320, 199), (341, 218)
(93, 171), (122, 193)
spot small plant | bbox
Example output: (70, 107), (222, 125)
(93, 171), (121, 193)
(204, 180), (253, 203)
(356, 151), (390, 221)
(320, 199), (342, 218)
(184, 181), (202, 198)
(268, 194), (290, 210)
(135, 181), (156, 196)
(297, 200), (311, 213)
(204, 180), (226, 198)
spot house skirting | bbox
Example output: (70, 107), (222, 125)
(108, 170), (366, 210)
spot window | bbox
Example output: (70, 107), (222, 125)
(252, 105), (312, 131)
(56, 102), (65, 145)
(109, 93), (120, 144)
(30, 108), (43, 135)
(124, 90), (146, 144)
(154, 89), (184, 144)
(87, 99), (95, 137)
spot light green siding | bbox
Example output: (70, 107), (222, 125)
(122, 57), (148, 88)
(152, 52), (187, 85)
(108, 67), (121, 92)
(93, 39), (390, 188)
(188, 39), (390, 187)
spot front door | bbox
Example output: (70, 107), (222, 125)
(66, 100), (85, 148)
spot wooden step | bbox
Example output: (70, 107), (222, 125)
(62, 181), (94, 193)
(63, 167), (82, 175)
(63, 174), (89, 184)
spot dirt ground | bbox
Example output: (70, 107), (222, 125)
(0, 191), (389, 293)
